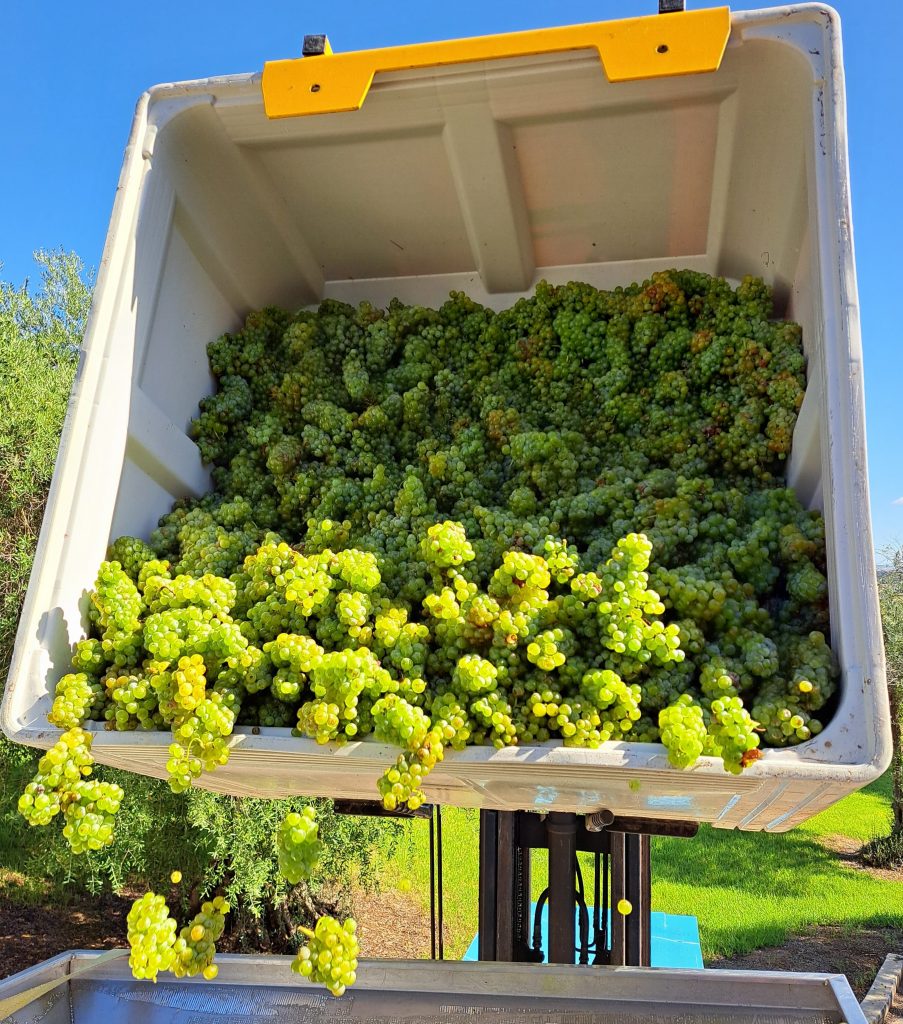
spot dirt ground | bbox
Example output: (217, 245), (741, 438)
(0, 888), (135, 981)
(0, 884), (438, 981)
(712, 924), (903, 999)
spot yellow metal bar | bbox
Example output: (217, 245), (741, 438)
(262, 8), (730, 120)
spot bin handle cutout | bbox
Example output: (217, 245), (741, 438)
(262, 7), (731, 119)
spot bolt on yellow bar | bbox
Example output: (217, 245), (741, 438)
(262, 7), (731, 120)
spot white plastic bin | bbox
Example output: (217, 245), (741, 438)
(1, 4), (891, 830)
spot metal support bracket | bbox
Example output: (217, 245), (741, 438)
(478, 810), (697, 967)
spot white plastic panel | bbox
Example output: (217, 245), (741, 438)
(1, 5), (890, 830)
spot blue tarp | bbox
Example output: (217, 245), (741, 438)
(462, 906), (704, 969)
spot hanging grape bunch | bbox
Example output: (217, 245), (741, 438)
(291, 916), (360, 997)
(277, 807), (324, 884)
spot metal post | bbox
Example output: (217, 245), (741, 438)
(609, 830), (651, 967)
(478, 810), (498, 961)
(436, 805), (444, 960)
(429, 809), (437, 959)
(546, 812), (577, 964)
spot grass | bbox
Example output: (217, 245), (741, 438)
(378, 773), (901, 960)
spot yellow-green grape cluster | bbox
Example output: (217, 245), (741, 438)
(336, 590), (372, 638)
(296, 648), (388, 744)
(17, 728), (122, 854)
(171, 897), (230, 979)
(266, 632), (323, 703)
(92, 561), (143, 639)
(168, 654), (208, 712)
(167, 695), (235, 793)
(541, 536), (580, 585)
(431, 692), (473, 749)
(489, 551), (551, 602)
(62, 777), (124, 853)
(126, 893), (178, 981)
(104, 673), (160, 731)
(527, 629), (570, 671)
(596, 535), (684, 665)
(377, 728), (444, 811)
(424, 587), (461, 621)
(751, 630), (834, 746)
(452, 654), (498, 695)
(381, 619), (429, 681)
(470, 690), (518, 747)
(704, 696), (761, 774)
(291, 917), (359, 997)
(699, 660), (739, 701)
(20, 728), (91, 792)
(333, 548), (382, 593)
(421, 520), (475, 569)
(580, 670), (643, 736)
(659, 695), (708, 769)
(143, 572), (236, 620)
(108, 536), (158, 582)
(372, 694), (430, 749)
(48, 672), (103, 729)
(72, 638), (106, 675)
(276, 807), (323, 884)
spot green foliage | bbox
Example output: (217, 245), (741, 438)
(876, 550), (903, 837)
(860, 828), (903, 869)
(0, 250), (88, 679)
(1, 737), (398, 924)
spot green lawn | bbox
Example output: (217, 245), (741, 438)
(379, 774), (902, 960)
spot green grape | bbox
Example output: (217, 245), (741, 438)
(659, 695), (708, 769)
(127, 892), (178, 981)
(61, 778), (123, 853)
(166, 695), (235, 793)
(421, 520), (475, 569)
(452, 654), (498, 695)
(48, 672), (103, 729)
(17, 727), (124, 854)
(526, 628), (571, 671)
(276, 807), (323, 883)
(291, 916), (359, 997)
(92, 561), (144, 638)
(704, 695), (761, 774)
(536, 536), (580, 585)
(171, 896), (230, 978)
(372, 694), (430, 749)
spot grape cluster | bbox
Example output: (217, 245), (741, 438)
(48, 672), (103, 729)
(17, 728), (122, 854)
(659, 695), (708, 769)
(61, 777), (124, 853)
(276, 807), (323, 884)
(127, 893), (178, 981)
(126, 891), (228, 983)
(291, 917), (359, 997)
(171, 897), (230, 978)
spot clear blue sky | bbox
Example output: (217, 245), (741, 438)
(1, 1), (900, 555)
